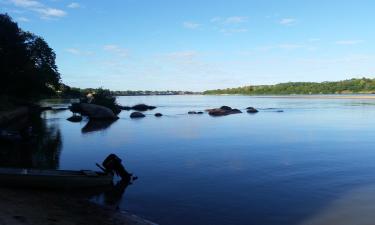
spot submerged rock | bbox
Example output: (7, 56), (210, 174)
(154, 113), (163, 117)
(130, 112), (145, 118)
(197, 111), (204, 114)
(246, 107), (258, 113)
(67, 115), (82, 122)
(131, 104), (156, 111)
(188, 111), (197, 114)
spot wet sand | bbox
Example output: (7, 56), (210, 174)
(0, 188), (156, 225)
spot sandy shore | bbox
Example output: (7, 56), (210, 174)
(0, 188), (156, 225)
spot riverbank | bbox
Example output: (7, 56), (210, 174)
(0, 188), (156, 225)
(254, 95), (375, 99)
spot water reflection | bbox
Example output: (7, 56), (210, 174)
(81, 120), (116, 133)
(0, 113), (62, 169)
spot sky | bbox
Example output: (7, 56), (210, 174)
(1, 0), (375, 91)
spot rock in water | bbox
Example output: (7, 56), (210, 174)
(188, 111), (197, 114)
(220, 106), (232, 110)
(130, 112), (145, 118)
(207, 107), (242, 116)
(75, 103), (119, 120)
(154, 113), (163, 117)
(119, 106), (132, 111)
(67, 115), (82, 122)
(131, 104), (156, 111)
(246, 107), (259, 113)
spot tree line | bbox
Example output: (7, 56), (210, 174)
(204, 78), (375, 95)
(0, 14), (60, 100)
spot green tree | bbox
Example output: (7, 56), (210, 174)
(0, 14), (60, 100)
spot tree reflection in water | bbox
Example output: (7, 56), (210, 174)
(0, 113), (62, 169)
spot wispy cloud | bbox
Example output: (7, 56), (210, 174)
(67, 2), (80, 9)
(17, 16), (30, 22)
(279, 18), (296, 26)
(182, 21), (201, 29)
(65, 48), (94, 56)
(10, 0), (66, 19)
(103, 45), (128, 57)
(210, 16), (248, 35)
(165, 50), (198, 60)
(224, 16), (248, 24)
(211, 16), (248, 24)
(335, 40), (364, 45)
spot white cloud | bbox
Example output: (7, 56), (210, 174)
(67, 2), (80, 9)
(103, 45), (128, 57)
(224, 16), (248, 24)
(210, 16), (248, 35)
(17, 16), (30, 22)
(66, 48), (81, 55)
(9, 0), (66, 19)
(279, 18), (296, 26)
(35, 8), (66, 18)
(211, 16), (248, 24)
(65, 48), (94, 56)
(11, 0), (41, 8)
(182, 21), (201, 29)
(336, 40), (364, 45)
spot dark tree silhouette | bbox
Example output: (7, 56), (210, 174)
(0, 13), (60, 100)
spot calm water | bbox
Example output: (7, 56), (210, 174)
(4, 95), (375, 225)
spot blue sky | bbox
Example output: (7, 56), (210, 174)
(1, 0), (375, 91)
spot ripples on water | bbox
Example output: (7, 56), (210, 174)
(3, 95), (375, 225)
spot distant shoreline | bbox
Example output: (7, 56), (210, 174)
(205, 94), (375, 99)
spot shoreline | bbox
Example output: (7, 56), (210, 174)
(204, 94), (375, 100)
(0, 187), (157, 225)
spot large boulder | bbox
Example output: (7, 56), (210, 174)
(71, 103), (118, 120)
(131, 104), (156, 111)
(154, 113), (163, 117)
(207, 106), (242, 116)
(130, 112), (145, 118)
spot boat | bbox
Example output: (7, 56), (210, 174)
(0, 168), (113, 189)
(0, 154), (134, 189)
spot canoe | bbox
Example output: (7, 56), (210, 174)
(0, 168), (113, 189)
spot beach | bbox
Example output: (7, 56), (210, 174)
(0, 188), (156, 225)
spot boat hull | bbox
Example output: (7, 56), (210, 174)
(0, 168), (113, 189)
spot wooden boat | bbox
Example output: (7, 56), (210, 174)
(0, 168), (113, 189)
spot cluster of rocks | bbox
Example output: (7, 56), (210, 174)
(206, 106), (242, 116)
(66, 101), (281, 124)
